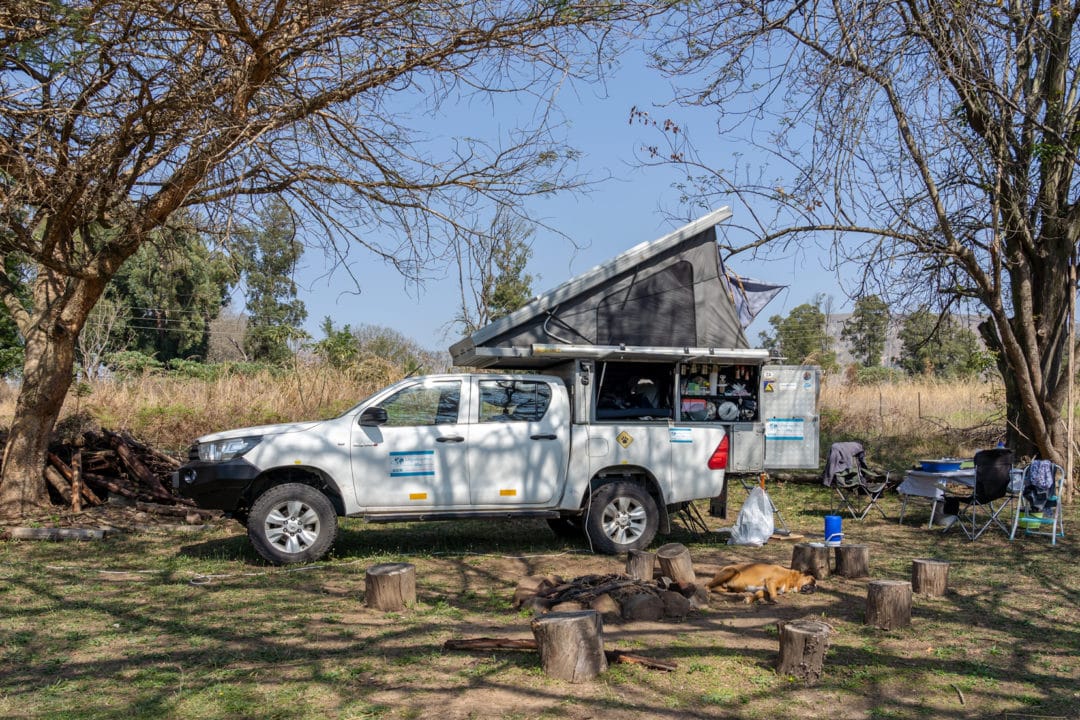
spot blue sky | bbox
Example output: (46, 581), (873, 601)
(280, 50), (847, 353)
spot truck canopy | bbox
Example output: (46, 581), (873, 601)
(451, 207), (756, 369)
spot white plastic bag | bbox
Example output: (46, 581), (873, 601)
(728, 486), (775, 546)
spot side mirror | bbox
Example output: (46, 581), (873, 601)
(359, 407), (388, 427)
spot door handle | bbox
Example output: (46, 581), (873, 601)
(436, 435), (465, 443)
(530, 433), (557, 440)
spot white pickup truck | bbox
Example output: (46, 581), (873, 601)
(174, 364), (735, 564)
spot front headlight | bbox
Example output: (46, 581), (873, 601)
(198, 436), (263, 462)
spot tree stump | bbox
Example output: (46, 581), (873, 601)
(911, 559), (949, 596)
(865, 580), (912, 630)
(791, 543), (830, 579)
(833, 544), (870, 578)
(656, 543), (696, 585)
(530, 610), (608, 682)
(777, 619), (831, 684)
(365, 562), (416, 611)
(626, 549), (656, 580)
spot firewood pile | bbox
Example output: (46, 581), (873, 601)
(513, 571), (707, 623)
(39, 429), (195, 513)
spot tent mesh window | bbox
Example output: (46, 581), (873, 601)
(596, 262), (696, 346)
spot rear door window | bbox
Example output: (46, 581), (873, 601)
(478, 380), (551, 423)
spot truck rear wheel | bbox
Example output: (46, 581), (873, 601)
(584, 481), (658, 554)
(248, 483), (338, 565)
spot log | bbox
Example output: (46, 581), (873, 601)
(626, 549), (656, 580)
(530, 610), (608, 682)
(833, 544), (870, 578)
(865, 580), (912, 630)
(43, 466), (73, 504)
(105, 430), (172, 497)
(442, 637), (676, 672)
(70, 449), (83, 513)
(791, 543), (830, 579)
(656, 542), (696, 585)
(777, 619), (831, 684)
(82, 471), (177, 504)
(365, 562), (416, 611)
(48, 453), (75, 481)
(49, 451), (101, 508)
(911, 559), (949, 596)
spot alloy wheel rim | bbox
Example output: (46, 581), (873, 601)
(264, 499), (321, 554)
(601, 496), (647, 544)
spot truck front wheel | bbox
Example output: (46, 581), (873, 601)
(248, 483), (338, 565)
(584, 481), (658, 554)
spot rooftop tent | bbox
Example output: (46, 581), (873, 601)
(450, 207), (753, 368)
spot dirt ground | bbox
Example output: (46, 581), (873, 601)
(3, 488), (1078, 719)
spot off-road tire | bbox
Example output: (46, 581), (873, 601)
(584, 481), (659, 554)
(248, 483), (338, 565)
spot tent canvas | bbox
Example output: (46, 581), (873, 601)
(450, 207), (753, 368)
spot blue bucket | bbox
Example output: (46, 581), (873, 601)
(824, 515), (843, 546)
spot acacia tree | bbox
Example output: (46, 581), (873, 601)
(454, 208), (536, 336)
(758, 298), (838, 371)
(650, 1), (1080, 472)
(0, 1), (654, 518)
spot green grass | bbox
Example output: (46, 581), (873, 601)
(0, 485), (1077, 719)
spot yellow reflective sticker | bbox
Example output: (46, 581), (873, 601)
(616, 431), (633, 448)
(499, 489), (517, 497)
(409, 493), (427, 501)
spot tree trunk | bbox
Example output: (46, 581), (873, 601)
(777, 619), (831, 684)
(791, 543), (830, 579)
(833, 544), (870, 578)
(980, 318), (1068, 470)
(656, 543), (696, 585)
(625, 549), (656, 581)
(365, 563), (417, 611)
(865, 580), (912, 630)
(0, 275), (106, 520)
(911, 559), (949, 597)
(530, 610), (608, 683)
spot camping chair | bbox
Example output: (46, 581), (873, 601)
(1010, 460), (1066, 545)
(822, 441), (895, 520)
(944, 448), (1015, 540)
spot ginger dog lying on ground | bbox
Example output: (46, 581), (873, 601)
(706, 563), (817, 604)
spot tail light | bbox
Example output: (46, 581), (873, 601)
(708, 435), (729, 470)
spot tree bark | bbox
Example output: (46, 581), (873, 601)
(911, 559), (949, 597)
(791, 543), (830, 579)
(0, 269), (114, 519)
(626, 549), (656, 580)
(777, 619), (831, 684)
(865, 580), (912, 630)
(833, 544), (870, 578)
(530, 610), (608, 682)
(365, 562), (417, 611)
(656, 542), (696, 585)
